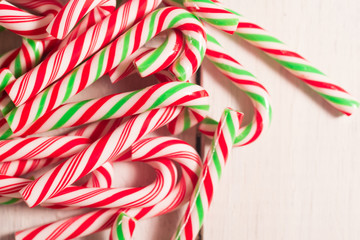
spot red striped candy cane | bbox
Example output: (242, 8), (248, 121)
(0, 175), (31, 197)
(109, 29), (184, 82)
(46, 0), (116, 40)
(164, 0), (239, 34)
(176, 0), (359, 115)
(3, 0), (163, 107)
(4, 82), (209, 136)
(199, 31), (271, 146)
(20, 107), (183, 207)
(173, 108), (243, 240)
(0, 158), (60, 177)
(0, 136), (90, 162)
(0, 0), (60, 39)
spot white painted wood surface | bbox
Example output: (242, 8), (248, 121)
(0, 0), (360, 239)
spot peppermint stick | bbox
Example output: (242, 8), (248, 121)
(0, 136), (90, 162)
(173, 108), (243, 240)
(200, 32), (271, 146)
(46, 0), (116, 39)
(174, 0), (360, 115)
(0, 0), (61, 39)
(4, 82), (209, 137)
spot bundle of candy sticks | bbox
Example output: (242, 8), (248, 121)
(0, 0), (358, 239)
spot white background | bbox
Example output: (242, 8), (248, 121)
(0, 0), (359, 239)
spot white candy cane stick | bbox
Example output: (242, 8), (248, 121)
(20, 107), (183, 207)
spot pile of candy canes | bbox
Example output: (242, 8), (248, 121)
(0, 0), (358, 239)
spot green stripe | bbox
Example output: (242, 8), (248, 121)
(187, 35), (204, 56)
(1, 198), (20, 205)
(6, 106), (18, 126)
(35, 88), (50, 120)
(14, 55), (22, 77)
(201, 17), (239, 27)
(63, 69), (78, 103)
(236, 33), (283, 43)
(26, 39), (40, 63)
(274, 59), (324, 75)
(146, 10), (159, 42)
(317, 92), (360, 108)
(51, 100), (91, 130)
(188, 105), (209, 110)
(101, 90), (140, 120)
(2, 101), (15, 116)
(183, 108), (190, 131)
(116, 224), (125, 240)
(0, 26), (5, 32)
(0, 72), (13, 91)
(212, 150), (222, 179)
(175, 63), (187, 81)
(225, 110), (236, 140)
(120, 31), (131, 62)
(206, 34), (221, 46)
(235, 121), (252, 144)
(213, 62), (255, 77)
(244, 91), (269, 108)
(168, 13), (198, 28)
(148, 83), (192, 109)
(95, 49), (106, 80)
(196, 195), (204, 226)
(202, 117), (218, 125)
(138, 38), (169, 74)
(0, 128), (13, 140)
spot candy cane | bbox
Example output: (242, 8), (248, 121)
(0, 158), (61, 177)
(3, 0), (163, 107)
(109, 29), (184, 82)
(200, 32), (271, 146)
(40, 159), (177, 209)
(0, 0), (60, 39)
(84, 161), (113, 188)
(0, 136), (90, 162)
(20, 107), (183, 207)
(173, 108), (243, 240)
(6, 82), (209, 135)
(6, 0), (63, 17)
(46, 0), (116, 40)
(110, 213), (136, 240)
(16, 136), (202, 239)
(164, 0), (239, 34)
(174, 0), (360, 115)
(0, 175), (31, 197)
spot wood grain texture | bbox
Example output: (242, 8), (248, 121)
(0, 0), (359, 239)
